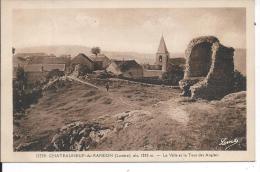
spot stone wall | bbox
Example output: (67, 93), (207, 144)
(142, 68), (162, 78)
(179, 36), (234, 100)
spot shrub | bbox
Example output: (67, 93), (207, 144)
(91, 47), (101, 56)
(46, 69), (64, 81)
(233, 70), (246, 92)
(13, 67), (42, 113)
(162, 65), (184, 85)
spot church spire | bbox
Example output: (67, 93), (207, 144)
(157, 35), (168, 54)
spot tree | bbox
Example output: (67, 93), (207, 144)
(46, 69), (64, 81)
(12, 47), (16, 55)
(16, 66), (27, 89)
(13, 67), (27, 113)
(91, 47), (101, 56)
(233, 70), (246, 92)
(14, 67), (43, 113)
(162, 64), (184, 85)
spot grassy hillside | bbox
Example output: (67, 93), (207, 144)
(234, 48), (246, 76)
(14, 78), (246, 151)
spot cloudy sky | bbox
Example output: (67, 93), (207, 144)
(13, 8), (246, 54)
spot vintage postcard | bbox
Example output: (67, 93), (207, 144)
(1, 0), (255, 162)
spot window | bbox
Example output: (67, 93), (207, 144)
(159, 56), (162, 62)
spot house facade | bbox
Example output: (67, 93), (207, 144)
(89, 54), (111, 70)
(71, 53), (94, 72)
(13, 53), (69, 80)
(21, 64), (66, 84)
(107, 60), (143, 79)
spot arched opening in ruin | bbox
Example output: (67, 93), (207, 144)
(189, 42), (212, 77)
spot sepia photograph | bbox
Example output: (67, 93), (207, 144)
(11, 7), (248, 152)
(1, 0), (255, 162)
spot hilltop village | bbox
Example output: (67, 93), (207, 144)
(13, 35), (186, 86)
(14, 35), (246, 100)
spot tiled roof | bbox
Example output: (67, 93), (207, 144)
(157, 35), (168, 54)
(89, 54), (110, 62)
(14, 53), (47, 58)
(43, 64), (66, 71)
(72, 53), (93, 63)
(112, 60), (141, 72)
(26, 56), (70, 64)
(13, 56), (26, 66)
(23, 64), (66, 72)
(23, 64), (43, 72)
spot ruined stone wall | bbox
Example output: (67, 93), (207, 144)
(179, 36), (234, 100)
(143, 68), (162, 78)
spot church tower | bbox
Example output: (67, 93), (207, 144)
(155, 35), (169, 72)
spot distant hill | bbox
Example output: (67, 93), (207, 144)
(16, 45), (155, 64)
(234, 48), (246, 76)
(16, 45), (246, 76)
(16, 45), (184, 64)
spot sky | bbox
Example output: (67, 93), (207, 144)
(13, 8), (246, 54)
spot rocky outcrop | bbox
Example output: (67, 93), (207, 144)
(44, 110), (152, 151)
(179, 36), (234, 100)
(46, 121), (112, 151)
(220, 91), (246, 108)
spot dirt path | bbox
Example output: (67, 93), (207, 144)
(68, 76), (140, 109)
(153, 99), (190, 125)
(67, 75), (100, 89)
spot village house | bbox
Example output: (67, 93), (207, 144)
(13, 53), (47, 68)
(14, 53), (48, 59)
(106, 60), (143, 79)
(13, 53), (69, 80)
(26, 55), (70, 65)
(71, 53), (94, 72)
(13, 56), (27, 79)
(22, 63), (66, 84)
(13, 53), (71, 68)
(23, 64), (66, 73)
(13, 56), (26, 68)
(89, 54), (111, 70)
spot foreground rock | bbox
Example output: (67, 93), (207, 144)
(45, 110), (152, 151)
(218, 91), (246, 110)
(46, 121), (112, 151)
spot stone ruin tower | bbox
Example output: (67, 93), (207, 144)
(179, 36), (235, 100)
(155, 35), (169, 72)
